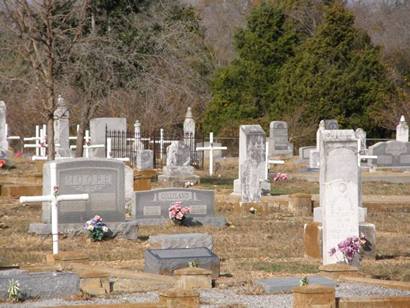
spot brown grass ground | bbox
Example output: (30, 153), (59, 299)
(0, 158), (410, 290)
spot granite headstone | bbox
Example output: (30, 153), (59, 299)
(369, 140), (410, 167)
(268, 121), (293, 158)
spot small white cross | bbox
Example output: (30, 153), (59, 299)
(196, 132), (227, 176)
(358, 154), (377, 167)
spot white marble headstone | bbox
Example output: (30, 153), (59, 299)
(54, 95), (70, 158)
(319, 130), (359, 265)
(0, 101), (8, 157)
(396, 115), (409, 143)
(183, 107), (195, 146)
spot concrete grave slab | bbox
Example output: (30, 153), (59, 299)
(149, 233), (213, 251)
(256, 276), (336, 294)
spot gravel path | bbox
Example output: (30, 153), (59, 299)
(1, 283), (410, 307)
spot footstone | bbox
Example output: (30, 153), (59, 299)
(255, 276), (336, 294)
(133, 188), (226, 227)
(28, 221), (139, 240)
(144, 248), (220, 278)
(149, 233), (213, 251)
(0, 269), (80, 300)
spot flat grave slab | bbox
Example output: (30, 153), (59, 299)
(256, 276), (336, 294)
(144, 247), (220, 278)
(0, 269), (80, 300)
(148, 233), (213, 251)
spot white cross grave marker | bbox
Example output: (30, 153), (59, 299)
(357, 139), (377, 167)
(19, 163), (89, 254)
(196, 132), (227, 176)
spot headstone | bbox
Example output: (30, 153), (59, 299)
(183, 107), (195, 146)
(0, 101), (8, 157)
(134, 120), (144, 151)
(144, 247), (220, 278)
(133, 188), (225, 227)
(396, 115), (409, 143)
(299, 146), (316, 161)
(233, 125), (268, 202)
(368, 140), (410, 167)
(318, 130), (360, 265)
(0, 269), (80, 300)
(268, 121), (293, 158)
(324, 119), (339, 130)
(41, 158), (125, 224)
(89, 117), (126, 158)
(158, 141), (199, 186)
(124, 165), (134, 214)
(355, 128), (366, 154)
(256, 276), (336, 294)
(149, 233), (213, 251)
(136, 149), (153, 170)
(54, 95), (70, 158)
(309, 120), (339, 169)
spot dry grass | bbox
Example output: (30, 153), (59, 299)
(0, 159), (410, 286)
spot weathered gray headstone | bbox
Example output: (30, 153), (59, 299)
(355, 128), (367, 154)
(369, 140), (410, 167)
(136, 149), (153, 170)
(0, 101), (8, 157)
(144, 247), (220, 278)
(256, 276), (336, 294)
(41, 158), (125, 224)
(299, 146), (316, 161)
(318, 130), (360, 265)
(0, 269), (79, 300)
(158, 141), (199, 186)
(269, 121), (293, 158)
(183, 106), (195, 146)
(396, 115), (409, 143)
(125, 165), (134, 214)
(133, 188), (225, 227)
(324, 119), (339, 130)
(149, 233), (213, 251)
(54, 95), (70, 158)
(90, 117), (127, 158)
(233, 125), (268, 202)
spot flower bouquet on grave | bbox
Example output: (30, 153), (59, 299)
(83, 215), (111, 241)
(168, 201), (191, 225)
(0, 159), (15, 170)
(271, 172), (288, 182)
(329, 234), (370, 264)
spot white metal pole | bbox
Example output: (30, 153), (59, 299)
(160, 128), (164, 161)
(35, 125), (40, 157)
(265, 141), (269, 180)
(50, 162), (58, 254)
(85, 130), (90, 158)
(209, 132), (214, 176)
(107, 138), (112, 158)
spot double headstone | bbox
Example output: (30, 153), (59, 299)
(0, 101), (8, 157)
(369, 140), (410, 167)
(89, 117), (127, 158)
(54, 95), (71, 158)
(158, 141), (199, 186)
(233, 125), (268, 203)
(268, 121), (293, 158)
(133, 188), (226, 227)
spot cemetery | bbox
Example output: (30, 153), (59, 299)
(1, 1), (410, 307)
(0, 99), (409, 308)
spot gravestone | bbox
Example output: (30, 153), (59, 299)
(89, 117), (127, 158)
(317, 130), (360, 265)
(133, 188), (226, 227)
(144, 247), (220, 278)
(369, 140), (410, 167)
(309, 120), (339, 169)
(149, 233), (213, 251)
(0, 101), (8, 157)
(396, 115), (409, 143)
(158, 141), (199, 186)
(41, 158), (125, 224)
(268, 121), (293, 158)
(54, 95), (71, 158)
(355, 128), (367, 154)
(299, 146), (316, 161)
(136, 149), (153, 170)
(183, 107), (195, 147)
(233, 125), (268, 202)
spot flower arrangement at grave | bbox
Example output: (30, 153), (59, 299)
(0, 159), (15, 170)
(329, 234), (371, 264)
(168, 201), (191, 225)
(83, 215), (111, 241)
(271, 172), (288, 182)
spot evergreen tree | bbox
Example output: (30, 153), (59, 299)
(274, 3), (397, 134)
(202, 2), (299, 133)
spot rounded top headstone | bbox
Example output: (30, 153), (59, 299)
(400, 115), (406, 123)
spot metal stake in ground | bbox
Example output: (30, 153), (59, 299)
(196, 132), (227, 176)
(19, 163), (89, 254)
